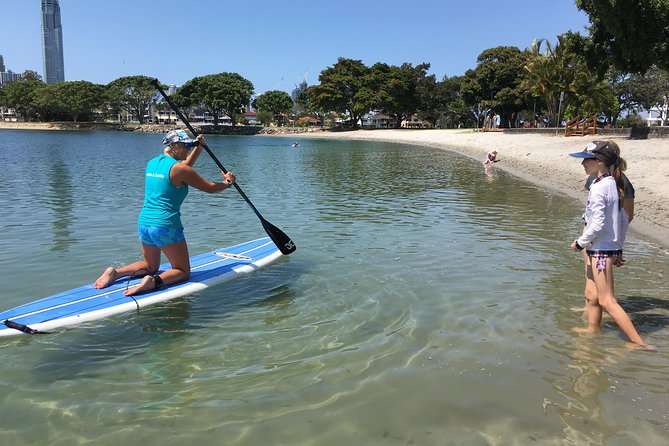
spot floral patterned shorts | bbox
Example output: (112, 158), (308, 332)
(586, 249), (623, 271)
(137, 225), (185, 248)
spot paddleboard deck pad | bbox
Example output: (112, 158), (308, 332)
(1, 237), (283, 338)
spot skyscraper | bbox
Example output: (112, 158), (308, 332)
(41, 0), (65, 84)
(0, 54), (5, 73)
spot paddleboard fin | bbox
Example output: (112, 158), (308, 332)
(3, 319), (49, 335)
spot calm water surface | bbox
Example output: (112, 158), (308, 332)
(1, 130), (668, 445)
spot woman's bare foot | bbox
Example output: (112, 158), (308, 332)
(124, 275), (156, 297)
(94, 267), (118, 289)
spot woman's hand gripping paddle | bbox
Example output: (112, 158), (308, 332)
(151, 79), (296, 255)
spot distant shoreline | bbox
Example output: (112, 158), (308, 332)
(0, 121), (310, 135)
(0, 121), (169, 132)
(3, 121), (668, 247)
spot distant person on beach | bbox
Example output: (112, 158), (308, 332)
(483, 149), (498, 182)
(569, 141), (651, 348)
(483, 149), (498, 165)
(94, 130), (236, 296)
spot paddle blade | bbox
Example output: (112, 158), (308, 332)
(261, 218), (296, 255)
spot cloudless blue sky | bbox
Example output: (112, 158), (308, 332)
(0, 0), (591, 94)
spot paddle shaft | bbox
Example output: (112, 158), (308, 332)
(151, 79), (296, 255)
(152, 82), (254, 210)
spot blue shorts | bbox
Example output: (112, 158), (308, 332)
(137, 225), (186, 248)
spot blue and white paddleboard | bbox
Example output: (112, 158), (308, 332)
(0, 237), (283, 338)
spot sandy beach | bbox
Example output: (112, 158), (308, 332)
(287, 129), (669, 247)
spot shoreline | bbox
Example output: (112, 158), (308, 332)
(3, 122), (668, 247)
(0, 121), (168, 132)
(276, 129), (669, 248)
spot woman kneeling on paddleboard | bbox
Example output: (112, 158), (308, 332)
(94, 129), (236, 296)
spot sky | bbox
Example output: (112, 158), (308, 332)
(0, 0), (592, 95)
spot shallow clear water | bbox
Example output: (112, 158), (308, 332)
(1, 130), (668, 445)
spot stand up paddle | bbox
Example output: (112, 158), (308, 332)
(151, 79), (296, 255)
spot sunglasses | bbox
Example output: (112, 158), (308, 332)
(183, 140), (200, 149)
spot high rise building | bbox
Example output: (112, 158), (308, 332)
(0, 55), (22, 87)
(41, 0), (65, 84)
(291, 79), (308, 114)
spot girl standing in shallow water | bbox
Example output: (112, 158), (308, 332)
(569, 141), (652, 349)
(580, 140), (634, 308)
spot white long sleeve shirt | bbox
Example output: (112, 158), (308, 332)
(577, 175), (628, 251)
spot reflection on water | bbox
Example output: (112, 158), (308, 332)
(0, 131), (668, 445)
(484, 162), (498, 183)
(47, 159), (76, 251)
(547, 340), (620, 445)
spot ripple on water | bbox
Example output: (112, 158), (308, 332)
(1, 133), (668, 445)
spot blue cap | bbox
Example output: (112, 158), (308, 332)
(162, 129), (194, 145)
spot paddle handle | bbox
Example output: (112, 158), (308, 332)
(150, 79), (296, 255)
(150, 81), (247, 197)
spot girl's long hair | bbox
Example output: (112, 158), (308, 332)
(606, 140), (627, 207)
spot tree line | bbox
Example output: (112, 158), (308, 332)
(1, 1), (667, 128)
(0, 70), (298, 127)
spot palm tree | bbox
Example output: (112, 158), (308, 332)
(522, 37), (571, 126)
(523, 34), (614, 126)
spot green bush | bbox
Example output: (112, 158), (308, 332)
(618, 114), (647, 128)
